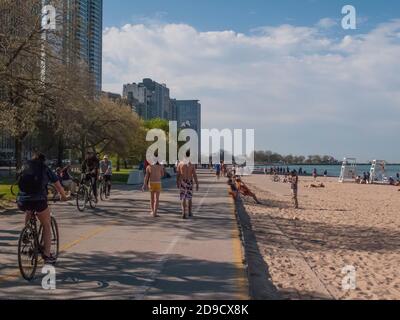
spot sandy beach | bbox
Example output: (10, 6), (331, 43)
(240, 174), (400, 300)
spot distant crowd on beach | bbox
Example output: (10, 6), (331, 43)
(355, 172), (400, 186)
(262, 166), (329, 178)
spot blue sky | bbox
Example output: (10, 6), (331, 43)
(104, 0), (400, 33)
(102, 1), (400, 161)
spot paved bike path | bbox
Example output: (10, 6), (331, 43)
(0, 171), (248, 300)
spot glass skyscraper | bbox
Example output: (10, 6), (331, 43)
(64, 0), (103, 93)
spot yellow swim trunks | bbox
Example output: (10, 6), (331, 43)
(149, 182), (162, 192)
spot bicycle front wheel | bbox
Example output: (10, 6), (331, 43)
(99, 182), (107, 201)
(18, 226), (38, 281)
(76, 186), (87, 212)
(39, 216), (60, 260)
(89, 189), (97, 209)
(47, 184), (58, 202)
(10, 182), (19, 196)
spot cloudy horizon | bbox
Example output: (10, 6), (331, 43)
(103, 2), (400, 163)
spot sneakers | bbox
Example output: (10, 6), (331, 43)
(42, 254), (57, 265)
(22, 233), (32, 245)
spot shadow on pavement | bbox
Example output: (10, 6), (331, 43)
(0, 251), (245, 300)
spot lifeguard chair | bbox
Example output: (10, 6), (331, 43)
(339, 158), (357, 183)
(369, 160), (388, 184)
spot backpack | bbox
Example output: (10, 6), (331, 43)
(18, 160), (45, 194)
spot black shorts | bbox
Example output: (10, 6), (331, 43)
(17, 200), (48, 213)
(103, 175), (112, 182)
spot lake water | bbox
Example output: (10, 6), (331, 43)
(254, 164), (400, 178)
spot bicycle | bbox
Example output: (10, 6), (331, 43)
(17, 211), (59, 281)
(76, 174), (97, 212)
(98, 175), (110, 201)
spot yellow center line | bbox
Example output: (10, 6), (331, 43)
(60, 224), (113, 252)
(0, 223), (115, 283)
(229, 190), (250, 300)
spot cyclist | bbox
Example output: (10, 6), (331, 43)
(99, 155), (112, 197)
(81, 151), (100, 203)
(56, 165), (76, 196)
(17, 152), (67, 265)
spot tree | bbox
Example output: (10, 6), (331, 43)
(0, 0), (67, 169)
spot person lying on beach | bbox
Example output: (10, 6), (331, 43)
(235, 177), (261, 204)
(306, 183), (325, 188)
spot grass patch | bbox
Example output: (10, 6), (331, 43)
(0, 176), (17, 206)
(0, 184), (14, 200)
(0, 183), (16, 209)
(113, 168), (135, 185)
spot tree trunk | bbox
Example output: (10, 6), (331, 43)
(116, 155), (120, 172)
(57, 136), (64, 167)
(15, 137), (23, 173)
(80, 136), (86, 163)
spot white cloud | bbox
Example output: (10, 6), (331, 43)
(316, 17), (338, 29)
(103, 20), (400, 161)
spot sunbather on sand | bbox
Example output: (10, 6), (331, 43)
(307, 183), (325, 188)
(228, 178), (239, 200)
(235, 177), (261, 204)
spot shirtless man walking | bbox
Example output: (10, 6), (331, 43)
(143, 158), (165, 217)
(177, 151), (199, 219)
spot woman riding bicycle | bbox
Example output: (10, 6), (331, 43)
(17, 152), (67, 265)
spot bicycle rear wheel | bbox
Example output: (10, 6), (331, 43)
(18, 226), (38, 281)
(76, 185), (87, 212)
(39, 216), (60, 260)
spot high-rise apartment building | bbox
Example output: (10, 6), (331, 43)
(123, 79), (171, 120)
(123, 82), (148, 119)
(174, 100), (202, 157)
(64, 0), (103, 93)
(141, 78), (171, 120)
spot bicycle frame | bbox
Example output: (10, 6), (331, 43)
(27, 213), (41, 251)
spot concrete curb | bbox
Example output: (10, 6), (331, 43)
(233, 197), (282, 300)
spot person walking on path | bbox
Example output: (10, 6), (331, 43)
(215, 162), (222, 180)
(291, 170), (299, 209)
(177, 151), (199, 219)
(143, 158), (165, 217)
